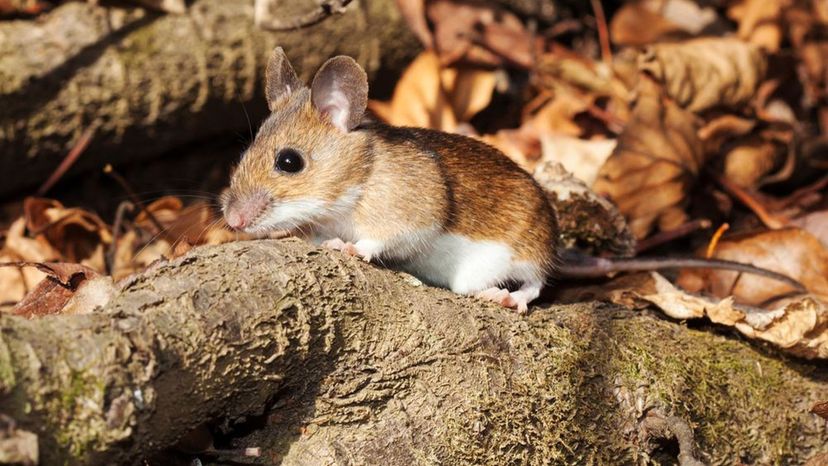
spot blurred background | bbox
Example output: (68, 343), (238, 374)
(1, 0), (827, 312)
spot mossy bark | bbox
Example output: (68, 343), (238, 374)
(0, 239), (826, 465)
(0, 0), (418, 197)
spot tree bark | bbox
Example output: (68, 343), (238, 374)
(0, 0), (418, 197)
(0, 239), (826, 465)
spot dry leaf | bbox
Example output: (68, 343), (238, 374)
(610, 0), (715, 46)
(21, 197), (111, 271)
(722, 135), (786, 188)
(677, 228), (828, 306)
(593, 80), (704, 239)
(638, 37), (767, 113)
(643, 272), (828, 359)
(793, 211), (828, 248)
(368, 51), (496, 132)
(727, 0), (784, 52)
(2, 262), (100, 318)
(426, 0), (534, 68)
(539, 135), (617, 186)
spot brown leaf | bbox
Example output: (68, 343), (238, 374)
(367, 51), (495, 132)
(426, 0), (534, 68)
(638, 37), (767, 113)
(22, 197), (111, 271)
(722, 135), (786, 188)
(593, 80), (705, 239)
(539, 135), (616, 186)
(1, 262), (99, 318)
(677, 228), (828, 306)
(793, 211), (828, 248)
(609, 1), (703, 46)
(727, 0), (784, 52)
(643, 272), (828, 359)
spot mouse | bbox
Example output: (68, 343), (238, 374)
(222, 47), (804, 313)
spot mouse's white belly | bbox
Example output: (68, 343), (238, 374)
(400, 233), (539, 294)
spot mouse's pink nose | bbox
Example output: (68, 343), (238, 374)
(225, 209), (248, 230)
(224, 191), (269, 231)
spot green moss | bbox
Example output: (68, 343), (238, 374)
(604, 315), (816, 464)
(0, 336), (15, 394)
(444, 305), (827, 465)
(47, 369), (108, 459)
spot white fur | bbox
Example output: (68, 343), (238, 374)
(254, 186), (363, 234)
(316, 228), (546, 310)
(401, 234), (544, 296)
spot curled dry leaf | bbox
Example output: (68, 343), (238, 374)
(593, 80), (704, 239)
(534, 161), (635, 256)
(722, 134), (787, 188)
(368, 50), (496, 132)
(0, 262), (106, 318)
(638, 37), (767, 113)
(677, 228), (828, 306)
(643, 272), (828, 359)
(22, 197), (111, 271)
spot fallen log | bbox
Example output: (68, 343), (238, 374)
(0, 0), (418, 197)
(0, 239), (826, 464)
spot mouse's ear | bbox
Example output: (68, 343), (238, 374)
(310, 56), (368, 132)
(265, 47), (303, 111)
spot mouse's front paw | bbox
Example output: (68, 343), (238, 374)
(322, 238), (367, 261)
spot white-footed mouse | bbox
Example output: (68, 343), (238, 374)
(222, 48), (804, 312)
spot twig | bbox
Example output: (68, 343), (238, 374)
(590, 0), (612, 66)
(635, 218), (712, 253)
(708, 169), (788, 229)
(705, 223), (729, 258)
(105, 201), (135, 276)
(103, 164), (165, 234)
(640, 412), (706, 466)
(37, 125), (96, 195)
(255, 0), (353, 31)
(777, 173), (828, 209)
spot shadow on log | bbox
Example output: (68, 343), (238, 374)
(0, 239), (826, 464)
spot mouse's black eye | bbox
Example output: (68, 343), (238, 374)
(274, 148), (305, 174)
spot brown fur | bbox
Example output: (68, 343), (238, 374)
(225, 49), (558, 281)
(362, 124), (559, 270)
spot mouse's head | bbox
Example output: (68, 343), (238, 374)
(222, 47), (370, 234)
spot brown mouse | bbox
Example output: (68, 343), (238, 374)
(222, 47), (558, 312)
(223, 48), (804, 312)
